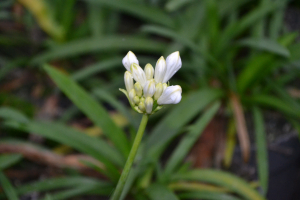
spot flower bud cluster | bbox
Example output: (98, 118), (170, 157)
(120, 51), (182, 114)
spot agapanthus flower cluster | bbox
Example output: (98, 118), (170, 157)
(120, 51), (182, 114)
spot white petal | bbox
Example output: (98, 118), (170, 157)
(143, 79), (156, 98)
(154, 56), (167, 83)
(157, 85), (182, 105)
(144, 64), (154, 80)
(131, 63), (147, 87)
(162, 51), (182, 83)
(124, 71), (133, 92)
(122, 51), (139, 72)
(145, 97), (153, 114)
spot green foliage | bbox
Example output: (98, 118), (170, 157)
(1, 0), (300, 199)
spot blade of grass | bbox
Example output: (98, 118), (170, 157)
(248, 94), (300, 118)
(0, 171), (18, 200)
(92, 88), (138, 128)
(178, 191), (241, 200)
(17, 177), (111, 195)
(3, 120), (121, 179)
(31, 36), (167, 65)
(165, 0), (195, 12)
(86, 0), (175, 28)
(0, 107), (29, 123)
(253, 107), (268, 196)
(146, 184), (179, 200)
(172, 169), (265, 200)
(164, 101), (221, 176)
(0, 154), (22, 170)
(142, 25), (220, 67)
(238, 38), (290, 57)
(237, 54), (276, 93)
(44, 65), (130, 157)
(223, 118), (236, 168)
(88, 2), (105, 37)
(146, 88), (224, 162)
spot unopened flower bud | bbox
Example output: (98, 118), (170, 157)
(157, 85), (182, 105)
(131, 63), (147, 87)
(140, 97), (145, 103)
(129, 89), (136, 103)
(138, 101), (145, 112)
(145, 97), (153, 114)
(134, 82), (143, 97)
(163, 51), (182, 83)
(122, 51), (139, 72)
(143, 79), (156, 98)
(154, 83), (163, 100)
(144, 64), (154, 80)
(124, 71), (133, 92)
(154, 56), (166, 83)
(133, 96), (140, 105)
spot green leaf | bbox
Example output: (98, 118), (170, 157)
(164, 101), (221, 176)
(146, 88), (224, 162)
(86, 0), (175, 28)
(44, 194), (54, 200)
(141, 25), (219, 66)
(40, 184), (109, 200)
(0, 154), (22, 170)
(0, 171), (18, 200)
(0, 107), (29, 123)
(72, 57), (121, 81)
(248, 95), (300, 119)
(31, 36), (167, 64)
(237, 54), (276, 93)
(165, 0), (195, 12)
(217, 2), (277, 54)
(172, 170), (265, 200)
(179, 191), (241, 200)
(253, 107), (268, 196)
(238, 38), (290, 57)
(17, 177), (112, 195)
(4, 120), (121, 179)
(146, 184), (179, 200)
(93, 88), (138, 128)
(44, 65), (130, 157)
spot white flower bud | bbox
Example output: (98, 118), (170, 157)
(138, 101), (145, 112)
(154, 56), (167, 83)
(129, 89), (136, 103)
(163, 51), (182, 83)
(133, 96), (140, 105)
(143, 79), (156, 98)
(131, 63), (147, 87)
(144, 64), (154, 80)
(154, 83), (163, 100)
(162, 83), (168, 91)
(122, 51), (139, 72)
(157, 85), (182, 105)
(134, 82), (143, 97)
(145, 97), (153, 114)
(124, 71), (133, 92)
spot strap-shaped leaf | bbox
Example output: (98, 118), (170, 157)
(172, 170), (265, 200)
(44, 65), (130, 157)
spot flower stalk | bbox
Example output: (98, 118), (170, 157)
(110, 114), (149, 200)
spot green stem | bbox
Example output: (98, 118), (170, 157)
(110, 114), (149, 200)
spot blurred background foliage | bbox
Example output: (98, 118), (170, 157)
(1, 0), (300, 199)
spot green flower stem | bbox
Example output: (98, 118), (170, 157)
(110, 114), (149, 200)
